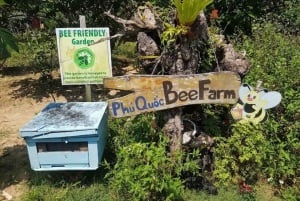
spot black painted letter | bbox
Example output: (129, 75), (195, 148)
(199, 80), (211, 100)
(163, 81), (178, 105)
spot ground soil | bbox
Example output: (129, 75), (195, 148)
(0, 65), (136, 200)
(0, 66), (284, 201)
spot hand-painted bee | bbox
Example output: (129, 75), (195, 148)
(231, 84), (282, 124)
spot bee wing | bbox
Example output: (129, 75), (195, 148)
(239, 84), (252, 102)
(259, 91), (282, 109)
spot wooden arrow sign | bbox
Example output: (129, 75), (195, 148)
(104, 71), (241, 118)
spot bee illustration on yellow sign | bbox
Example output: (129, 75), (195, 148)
(56, 28), (112, 85)
(231, 84), (282, 124)
(74, 47), (95, 69)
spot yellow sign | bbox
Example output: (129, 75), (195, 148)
(231, 83), (282, 124)
(56, 28), (112, 85)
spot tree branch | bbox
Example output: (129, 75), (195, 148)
(104, 6), (158, 32)
(89, 33), (124, 46)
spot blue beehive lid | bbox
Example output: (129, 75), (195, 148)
(20, 102), (108, 139)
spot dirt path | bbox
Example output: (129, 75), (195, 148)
(0, 65), (137, 200)
(0, 69), (83, 200)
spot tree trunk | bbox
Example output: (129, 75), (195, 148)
(157, 13), (208, 153)
(164, 108), (183, 153)
(105, 4), (250, 153)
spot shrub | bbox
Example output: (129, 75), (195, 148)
(106, 113), (200, 201)
(105, 139), (185, 201)
(23, 29), (58, 79)
(213, 23), (300, 195)
(208, 0), (300, 36)
(213, 122), (267, 185)
(0, 27), (19, 68)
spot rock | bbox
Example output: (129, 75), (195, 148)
(216, 42), (251, 76)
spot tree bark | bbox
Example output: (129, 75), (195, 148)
(104, 5), (250, 154)
(158, 13), (208, 153)
(164, 108), (183, 153)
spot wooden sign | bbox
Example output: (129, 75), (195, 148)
(104, 71), (241, 118)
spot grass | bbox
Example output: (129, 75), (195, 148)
(23, 182), (112, 201)
(184, 187), (250, 201)
(21, 169), (113, 201)
(21, 172), (285, 201)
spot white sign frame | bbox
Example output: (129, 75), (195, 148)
(56, 27), (112, 85)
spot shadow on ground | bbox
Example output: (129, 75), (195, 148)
(0, 144), (30, 189)
(3, 57), (138, 103)
(0, 143), (110, 201)
(0, 59), (137, 200)
(8, 76), (108, 102)
(0, 66), (35, 77)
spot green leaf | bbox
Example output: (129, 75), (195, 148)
(173, 0), (213, 26)
(0, 27), (19, 53)
(0, 0), (7, 6)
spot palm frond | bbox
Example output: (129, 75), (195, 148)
(173, 0), (213, 26)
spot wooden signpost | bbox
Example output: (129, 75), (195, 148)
(104, 71), (241, 118)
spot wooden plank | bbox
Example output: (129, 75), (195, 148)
(79, 15), (92, 102)
(104, 71), (241, 118)
(38, 152), (89, 165)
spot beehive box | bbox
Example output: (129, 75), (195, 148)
(19, 102), (108, 171)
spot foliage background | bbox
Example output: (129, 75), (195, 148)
(0, 0), (299, 200)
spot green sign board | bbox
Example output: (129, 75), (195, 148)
(56, 28), (112, 85)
